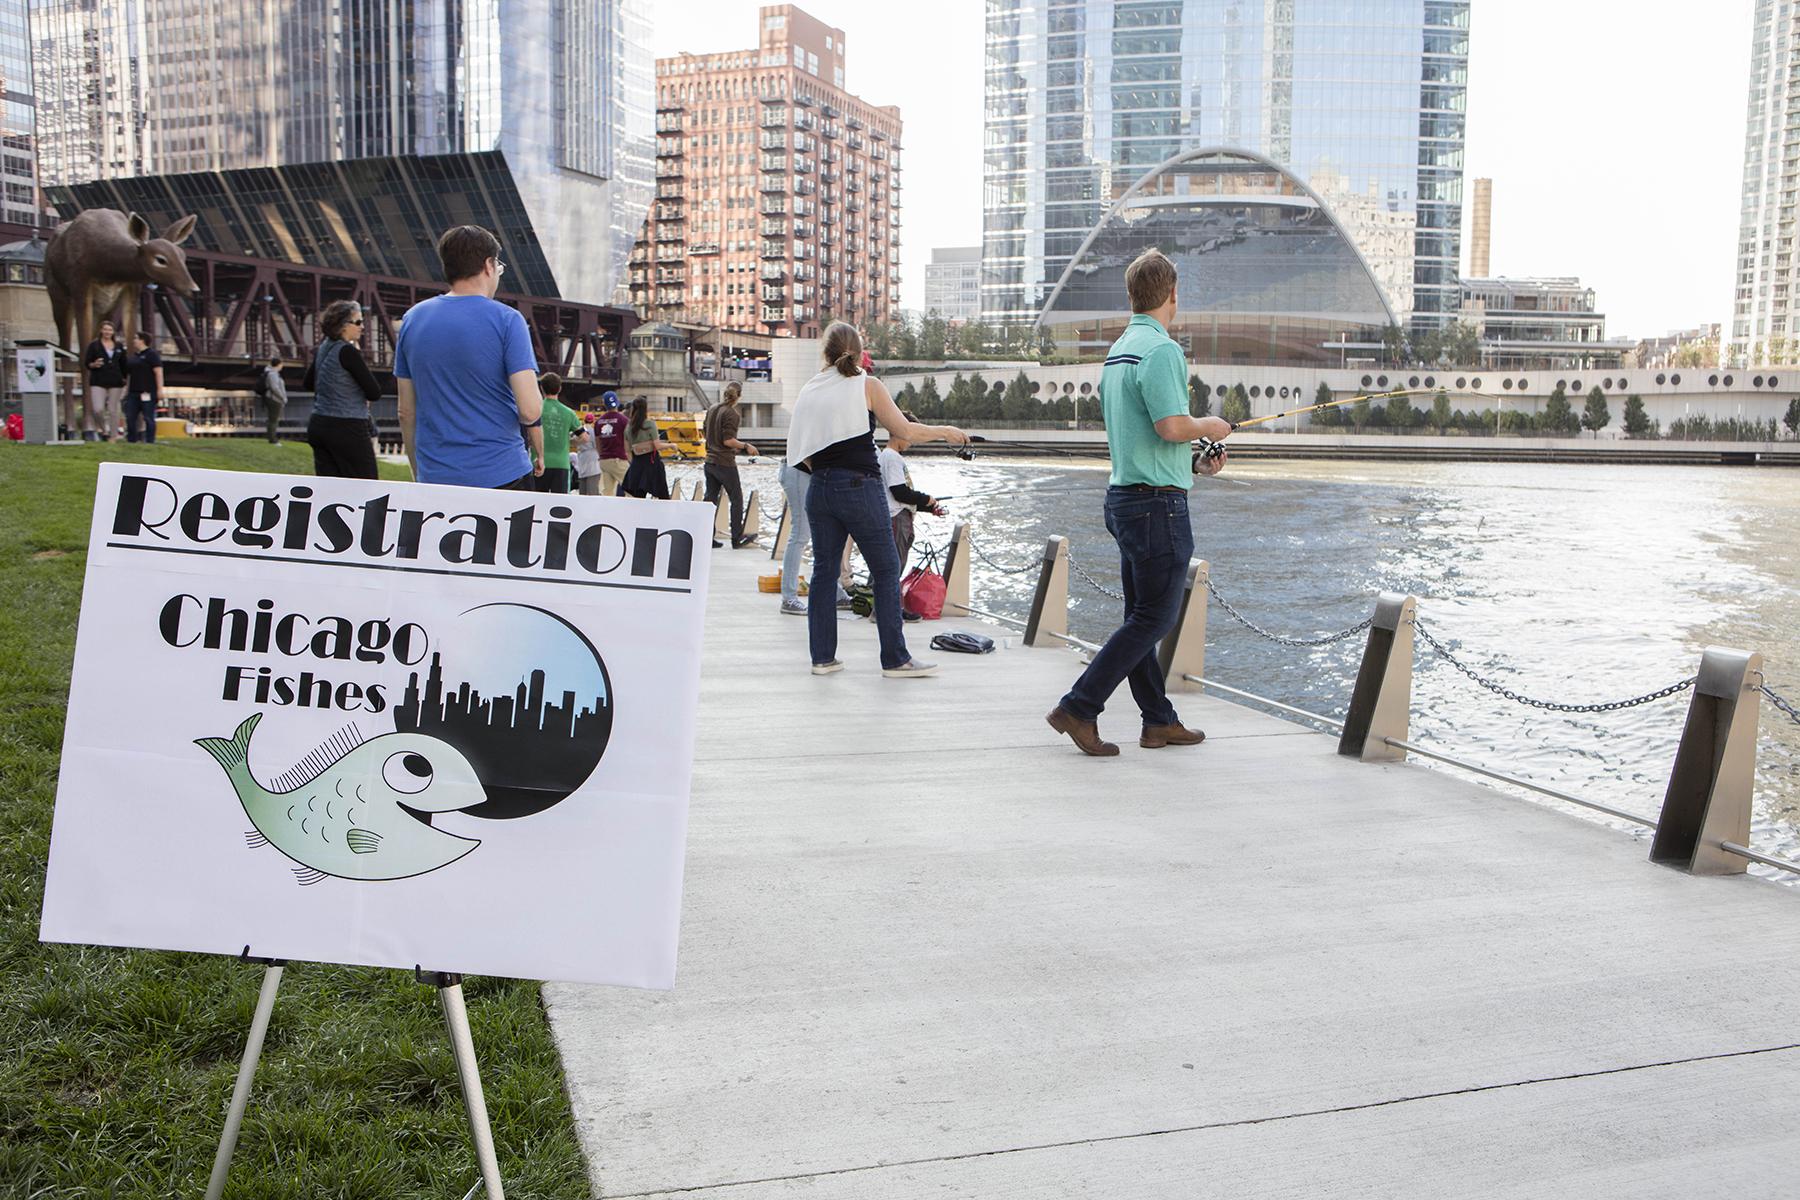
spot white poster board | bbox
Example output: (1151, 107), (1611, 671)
(16, 343), (53, 393)
(40, 464), (713, 988)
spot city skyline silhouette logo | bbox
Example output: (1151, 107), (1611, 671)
(196, 602), (613, 884)
(394, 602), (613, 821)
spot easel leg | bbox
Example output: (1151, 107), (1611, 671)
(432, 972), (505, 1200)
(205, 961), (284, 1200)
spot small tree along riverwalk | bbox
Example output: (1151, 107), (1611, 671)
(546, 531), (1800, 1197)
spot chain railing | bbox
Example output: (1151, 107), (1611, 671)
(1413, 622), (1697, 714)
(1205, 579), (1373, 649)
(1762, 683), (1800, 728)
(966, 535), (1042, 576)
(1065, 552), (1125, 600)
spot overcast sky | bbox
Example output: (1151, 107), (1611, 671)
(652, 1), (1753, 341)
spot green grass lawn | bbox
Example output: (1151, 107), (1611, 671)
(0, 440), (591, 1198)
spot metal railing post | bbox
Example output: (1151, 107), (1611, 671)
(1650, 648), (1763, 875)
(1159, 559), (1210, 692)
(1336, 592), (1416, 762)
(1023, 536), (1070, 648)
(943, 522), (971, 614)
(742, 489), (761, 539)
(770, 499), (791, 560)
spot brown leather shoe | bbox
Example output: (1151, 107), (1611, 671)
(1140, 722), (1205, 749)
(1046, 706), (1119, 757)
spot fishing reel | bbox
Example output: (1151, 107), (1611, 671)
(1191, 438), (1227, 473)
(955, 434), (986, 462)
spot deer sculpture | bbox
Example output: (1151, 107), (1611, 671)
(46, 209), (200, 357)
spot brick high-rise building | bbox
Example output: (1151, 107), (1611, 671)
(633, 4), (902, 339)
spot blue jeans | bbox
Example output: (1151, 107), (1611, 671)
(1060, 488), (1195, 726)
(806, 467), (910, 669)
(780, 461), (848, 605)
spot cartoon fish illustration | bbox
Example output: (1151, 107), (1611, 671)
(195, 713), (486, 885)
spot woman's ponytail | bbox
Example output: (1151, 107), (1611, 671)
(822, 321), (863, 378)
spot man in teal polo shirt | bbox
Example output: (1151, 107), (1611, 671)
(1047, 248), (1233, 757)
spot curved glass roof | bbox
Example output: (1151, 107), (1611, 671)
(1037, 148), (1397, 365)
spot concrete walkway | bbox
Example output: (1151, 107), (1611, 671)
(544, 542), (1800, 1198)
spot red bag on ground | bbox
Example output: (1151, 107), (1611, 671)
(4, 413), (21, 441)
(901, 566), (946, 620)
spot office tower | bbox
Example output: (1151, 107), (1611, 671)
(29, 0), (653, 304)
(924, 246), (981, 322)
(1734, 0), (1800, 365)
(0, 0), (36, 228)
(984, 1), (1470, 339)
(634, 4), (902, 338)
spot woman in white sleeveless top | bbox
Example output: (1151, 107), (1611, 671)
(786, 323), (969, 677)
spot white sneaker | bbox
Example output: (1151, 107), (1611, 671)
(882, 659), (939, 679)
(811, 659), (845, 675)
(780, 598), (807, 616)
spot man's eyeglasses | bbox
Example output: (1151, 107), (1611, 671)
(494, 259), (507, 279)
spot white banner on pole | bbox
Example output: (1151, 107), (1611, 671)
(40, 463), (712, 988)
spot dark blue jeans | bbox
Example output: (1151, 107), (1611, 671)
(1060, 487), (1195, 726)
(806, 467), (909, 670)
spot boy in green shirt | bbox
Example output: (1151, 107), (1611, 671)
(535, 372), (580, 494)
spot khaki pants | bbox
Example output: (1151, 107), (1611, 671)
(600, 457), (629, 496)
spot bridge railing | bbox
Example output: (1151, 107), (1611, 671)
(937, 521), (1800, 883)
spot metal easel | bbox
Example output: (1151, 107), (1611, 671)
(204, 949), (506, 1200)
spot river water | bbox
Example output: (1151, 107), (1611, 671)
(709, 455), (1800, 877)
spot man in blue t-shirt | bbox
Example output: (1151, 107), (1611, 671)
(396, 225), (545, 489)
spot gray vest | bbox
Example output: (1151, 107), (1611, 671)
(311, 339), (366, 419)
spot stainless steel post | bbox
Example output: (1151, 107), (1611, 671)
(204, 961), (285, 1200)
(1336, 592), (1416, 762)
(770, 496), (790, 560)
(436, 975), (505, 1200)
(1159, 559), (1210, 691)
(1651, 648), (1763, 875)
(943, 523), (971, 614)
(1023, 536), (1069, 648)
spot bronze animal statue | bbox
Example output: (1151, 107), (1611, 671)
(46, 209), (200, 356)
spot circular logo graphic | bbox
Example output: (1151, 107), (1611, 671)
(393, 603), (612, 819)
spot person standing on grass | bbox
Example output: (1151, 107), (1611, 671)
(255, 355), (287, 445)
(703, 382), (758, 548)
(535, 372), (580, 494)
(786, 322), (969, 679)
(303, 301), (383, 478)
(396, 224), (543, 490)
(593, 394), (632, 495)
(877, 416), (945, 575)
(123, 332), (163, 444)
(83, 318), (127, 442)
(1046, 248), (1232, 757)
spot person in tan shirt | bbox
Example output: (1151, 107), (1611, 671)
(703, 382), (759, 548)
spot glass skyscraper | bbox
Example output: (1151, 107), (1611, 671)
(983, 1), (1470, 335)
(1733, 0), (1799, 366)
(30, 0), (653, 305)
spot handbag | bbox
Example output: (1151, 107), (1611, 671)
(899, 544), (947, 620)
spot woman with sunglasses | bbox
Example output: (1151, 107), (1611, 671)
(302, 299), (384, 478)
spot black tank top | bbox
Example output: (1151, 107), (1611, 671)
(805, 411), (879, 477)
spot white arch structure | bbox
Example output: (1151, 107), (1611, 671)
(1033, 145), (1402, 331)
